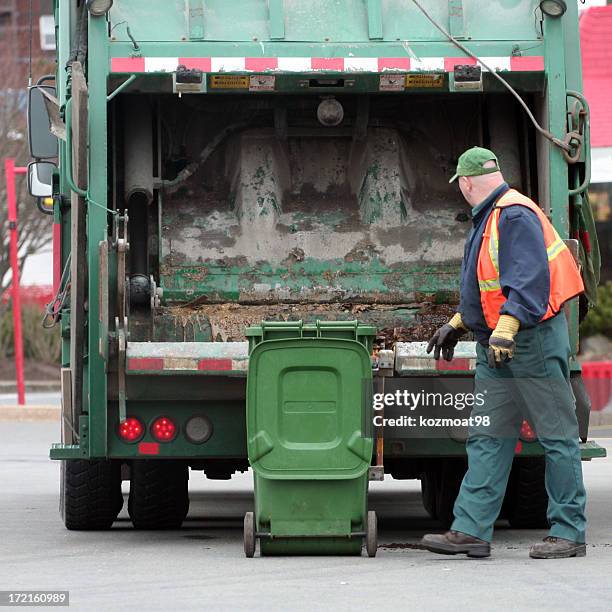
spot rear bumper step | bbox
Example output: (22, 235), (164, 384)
(127, 342), (249, 375)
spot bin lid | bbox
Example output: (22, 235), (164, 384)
(247, 338), (373, 480)
(246, 320), (376, 352)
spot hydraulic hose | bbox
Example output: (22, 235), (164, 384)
(410, 0), (572, 154)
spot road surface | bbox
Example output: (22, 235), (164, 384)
(0, 392), (60, 407)
(1, 422), (611, 611)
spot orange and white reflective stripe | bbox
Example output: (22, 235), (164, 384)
(110, 56), (545, 74)
(127, 357), (248, 372)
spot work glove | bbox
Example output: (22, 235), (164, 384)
(487, 315), (520, 368)
(427, 313), (468, 362)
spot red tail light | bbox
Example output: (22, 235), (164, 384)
(520, 420), (537, 442)
(118, 417), (144, 443)
(151, 416), (177, 442)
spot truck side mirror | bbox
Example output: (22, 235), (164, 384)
(28, 85), (58, 159)
(28, 161), (56, 198)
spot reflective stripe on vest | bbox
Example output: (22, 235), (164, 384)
(476, 189), (584, 329)
(488, 209), (501, 274)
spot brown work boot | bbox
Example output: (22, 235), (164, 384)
(421, 531), (490, 558)
(529, 536), (586, 559)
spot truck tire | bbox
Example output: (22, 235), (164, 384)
(505, 457), (549, 529)
(60, 459), (123, 530)
(420, 460), (466, 527)
(435, 460), (467, 528)
(570, 371), (591, 443)
(128, 460), (189, 529)
(420, 470), (439, 520)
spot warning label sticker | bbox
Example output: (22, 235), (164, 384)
(405, 74), (445, 88)
(379, 75), (406, 92)
(210, 75), (249, 89)
(249, 75), (276, 92)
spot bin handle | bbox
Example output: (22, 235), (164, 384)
(260, 320), (303, 340)
(315, 320), (359, 338)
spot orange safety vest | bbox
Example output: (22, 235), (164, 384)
(477, 189), (584, 330)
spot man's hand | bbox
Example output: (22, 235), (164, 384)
(487, 315), (520, 368)
(427, 313), (468, 362)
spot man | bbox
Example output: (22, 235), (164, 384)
(422, 147), (587, 559)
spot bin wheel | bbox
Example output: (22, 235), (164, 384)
(244, 512), (256, 558)
(420, 469), (439, 520)
(435, 460), (466, 529)
(366, 511), (378, 558)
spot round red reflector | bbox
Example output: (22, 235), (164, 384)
(118, 417), (144, 443)
(151, 416), (177, 442)
(520, 419), (537, 442)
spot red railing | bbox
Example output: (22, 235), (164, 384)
(1, 285), (53, 309)
(4, 158), (27, 405)
(582, 361), (612, 412)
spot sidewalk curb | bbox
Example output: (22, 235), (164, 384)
(591, 410), (612, 427)
(0, 406), (60, 421)
(0, 381), (61, 393)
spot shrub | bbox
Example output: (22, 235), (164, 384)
(0, 304), (61, 363)
(0, 306), (13, 358)
(580, 282), (612, 339)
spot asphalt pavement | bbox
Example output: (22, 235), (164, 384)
(0, 392), (61, 407)
(1, 422), (611, 612)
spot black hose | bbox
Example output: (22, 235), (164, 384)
(76, 6), (89, 66)
(67, 4), (87, 67)
(159, 121), (252, 193)
(410, 0), (571, 154)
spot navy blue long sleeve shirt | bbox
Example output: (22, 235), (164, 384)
(458, 183), (550, 345)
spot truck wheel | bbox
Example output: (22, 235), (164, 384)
(128, 460), (189, 529)
(505, 458), (549, 529)
(420, 469), (439, 520)
(244, 512), (256, 558)
(60, 459), (123, 530)
(435, 460), (466, 528)
(366, 511), (378, 558)
(570, 371), (591, 443)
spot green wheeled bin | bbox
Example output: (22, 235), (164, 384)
(244, 321), (376, 557)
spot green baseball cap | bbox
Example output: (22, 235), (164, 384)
(449, 147), (500, 183)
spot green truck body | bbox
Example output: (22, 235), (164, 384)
(36, 0), (604, 531)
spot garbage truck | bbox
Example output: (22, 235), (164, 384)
(26, 0), (604, 532)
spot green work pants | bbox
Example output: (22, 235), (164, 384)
(452, 312), (587, 543)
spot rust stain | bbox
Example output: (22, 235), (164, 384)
(381, 542), (427, 550)
(157, 302), (458, 346)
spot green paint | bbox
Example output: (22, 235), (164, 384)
(544, 16), (569, 238)
(448, 0), (465, 39)
(367, 0), (383, 40)
(188, 0), (205, 40)
(159, 257), (461, 305)
(268, 0), (285, 40)
(107, 1), (543, 44)
(86, 15), (110, 458)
